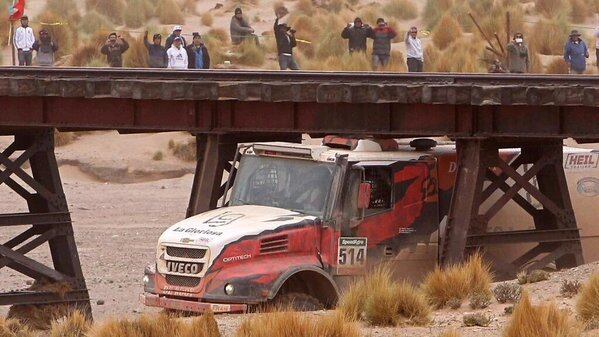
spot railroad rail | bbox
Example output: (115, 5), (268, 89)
(0, 68), (597, 317)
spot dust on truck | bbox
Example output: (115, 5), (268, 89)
(141, 137), (599, 313)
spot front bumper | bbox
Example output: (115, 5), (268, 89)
(140, 293), (247, 314)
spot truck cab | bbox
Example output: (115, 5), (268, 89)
(141, 137), (599, 313)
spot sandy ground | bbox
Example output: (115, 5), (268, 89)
(0, 132), (598, 337)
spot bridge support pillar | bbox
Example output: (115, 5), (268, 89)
(441, 139), (583, 276)
(0, 130), (91, 317)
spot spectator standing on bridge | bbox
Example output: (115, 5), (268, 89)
(144, 31), (167, 68)
(405, 26), (423, 72)
(506, 33), (529, 73)
(230, 8), (258, 45)
(341, 17), (371, 53)
(564, 30), (589, 74)
(32, 30), (58, 67)
(186, 33), (210, 69)
(100, 33), (129, 68)
(274, 14), (299, 70)
(13, 15), (35, 66)
(165, 26), (187, 50)
(368, 18), (396, 69)
(167, 37), (188, 69)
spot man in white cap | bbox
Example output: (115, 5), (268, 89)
(165, 25), (186, 50)
(167, 36), (188, 69)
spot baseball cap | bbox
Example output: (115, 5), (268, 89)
(174, 36), (182, 41)
(173, 25), (182, 32)
(235, 7), (242, 14)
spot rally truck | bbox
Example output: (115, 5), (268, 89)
(141, 137), (599, 313)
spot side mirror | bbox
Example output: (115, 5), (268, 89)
(358, 182), (372, 209)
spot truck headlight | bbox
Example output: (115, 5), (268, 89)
(143, 264), (156, 293)
(224, 283), (235, 295)
(143, 275), (150, 285)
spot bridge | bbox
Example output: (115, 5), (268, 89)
(0, 67), (598, 316)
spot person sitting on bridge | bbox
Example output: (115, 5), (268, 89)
(564, 30), (589, 75)
(274, 14), (299, 70)
(167, 37), (188, 69)
(165, 26), (187, 50)
(368, 18), (397, 70)
(13, 15), (35, 66)
(144, 31), (167, 68)
(100, 33), (129, 68)
(186, 33), (210, 69)
(230, 8), (258, 46)
(506, 33), (529, 73)
(32, 30), (58, 67)
(341, 17), (372, 54)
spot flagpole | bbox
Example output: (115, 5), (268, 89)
(9, 20), (15, 65)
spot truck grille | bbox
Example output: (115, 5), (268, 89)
(166, 246), (207, 259)
(166, 274), (202, 288)
(260, 235), (289, 254)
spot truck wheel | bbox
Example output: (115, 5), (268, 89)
(273, 292), (324, 311)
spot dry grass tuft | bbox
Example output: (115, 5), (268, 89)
(339, 265), (392, 321)
(70, 44), (105, 67)
(546, 58), (570, 74)
(315, 31), (346, 60)
(432, 13), (462, 50)
(178, 0), (198, 14)
(124, 35), (149, 68)
(177, 312), (221, 337)
(236, 310), (360, 337)
(439, 330), (461, 337)
(384, 0), (418, 21)
(88, 312), (218, 337)
(85, 0), (126, 25)
(46, 0), (81, 25)
(569, 0), (589, 23)
(463, 313), (491, 327)
(54, 131), (79, 147)
(78, 11), (113, 36)
(156, 0), (184, 24)
(0, 317), (34, 337)
(237, 40), (266, 66)
(295, 0), (315, 16)
(49, 311), (90, 337)
(124, 0), (149, 28)
(530, 20), (569, 56)
(561, 280), (582, 298)
(202, 12), (214, 26)
(465, 252), (493, 296)
(535, 0), (570, 18)
(504, 292), (582, 337)
(207, 28), (230, 44)
(153, 151), (164, 161)
(576, 274), (599, 326)
(170, 139), (197, 162)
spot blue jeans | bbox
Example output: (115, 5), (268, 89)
(278, 54), (299, 70)
(372, 54), (390, 69)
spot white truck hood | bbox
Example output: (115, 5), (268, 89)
(158, 205), (317, 269)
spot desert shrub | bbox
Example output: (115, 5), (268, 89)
(527, 270), (550, 283)
(576, 274), (599, 327)
(339, 265), (392, 321)
(176, 312), (221, 337)
(78, 11), (113, 35)
(517, 271), (528, 285)
(295, 0), (315, 15)
(432, 13), (462, 50)
(530, 20), (569, 56)
(535, 0), (570, 18)
(124, 35), (149, 68)
(236, 311), (360, 337)
(36, 11), (76, 58)
(463, 313), (491, 327)
(465, 252), (493, 297)
(124, 0), (148, 28)
(384, 0), (418, 21)
(529, 51), (543, 73)
(0, 317), (34, 337)
(86, 0), (126, 25)
(315, 31), (346, 60)
(54, 131), (79, 147)
(504, 292), (582, 337)
(469, 292), (492, 310)
(494, 283), (522, 304)
(237, 40), (265, 66)
(203, 36), (227, 66)
(152, 151), (164, 161)
(49, 311), (90, 337)
(202, 12), (214, 26)
(170, 139), (197, 161)
(89, 312), (220, 337)
(156, 0), (184, 24)
(561, 280), (582, 298)
(207, 28), (230, 44)
(71, 44), (104, 67)
(424, 45), (440, 71)
(447, 298), (462, 310)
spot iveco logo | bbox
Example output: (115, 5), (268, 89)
(222, 254), (252, 263)
(166, 262), (201, 274)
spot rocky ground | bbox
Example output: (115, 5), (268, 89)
(0, 132), (597, 336)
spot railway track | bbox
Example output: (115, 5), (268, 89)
(1, 66), (599, 86)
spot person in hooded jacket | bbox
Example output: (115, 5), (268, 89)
(144, 31), (168, 68)
(186, 33), (211, 69)
(32, 30), (58, 66)
(564, 30), (589, 74)
(274, 14), (299, 70)
(341, 17), (372, 53)
(368, 18), (396, 69)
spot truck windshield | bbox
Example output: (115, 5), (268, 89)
(229, 155), (337, 217)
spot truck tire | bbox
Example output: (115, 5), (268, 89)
(273, 292), (324, 311)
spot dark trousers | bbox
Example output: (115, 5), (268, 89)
(278, 54), (300, 70)
(596, 48), (599, 68)
(17, 50), (33, 66)
(407, 57), (423, 72)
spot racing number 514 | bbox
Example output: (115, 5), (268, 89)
(338, 247), (365, 266)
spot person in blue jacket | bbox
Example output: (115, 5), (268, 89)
(564, 30), (589, 74)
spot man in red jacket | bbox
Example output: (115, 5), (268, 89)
(368, 18), (397, 70)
